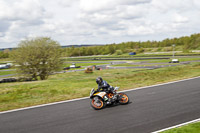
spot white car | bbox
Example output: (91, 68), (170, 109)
(169, 59), (179, 63)
(0, 63), (12, 69)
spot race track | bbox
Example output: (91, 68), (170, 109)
(0, 77), (200, 133)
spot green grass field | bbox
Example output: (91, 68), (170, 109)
(0, 69), (16, 76)
(0, 62), (200, 111)
(162, 122), (200, 133)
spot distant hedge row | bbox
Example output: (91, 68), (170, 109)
(1, 33), (200, 58)
(0, 51), (9, 59)
(61, 33), (200, 57)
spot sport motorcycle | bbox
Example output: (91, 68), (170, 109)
(90, 87), (129, 110)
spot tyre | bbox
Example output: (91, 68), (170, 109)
(91, 97), (105, 110)
(118, 93), (129, 104)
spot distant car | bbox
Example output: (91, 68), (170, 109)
(70, 63), (76, 68)
(64, 63), (81, 70)
(169, 59), (179, 63)
(0, 63), (12, 69)
(0, 65), (8, 69)
(129, 52), (136, 55)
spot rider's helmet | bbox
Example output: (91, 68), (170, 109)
(96, 77), (103, 85)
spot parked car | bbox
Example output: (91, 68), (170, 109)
(129, 52), (136, 55)
(0, 63), (12, 69)
(63, 63), (81, 70)
(169, 59), (179, 63)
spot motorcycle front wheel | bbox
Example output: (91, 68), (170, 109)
(118, 93), (129, 104)
(91, 97), (105, 110)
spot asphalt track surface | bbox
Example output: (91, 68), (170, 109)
(0, 77), (200, 133)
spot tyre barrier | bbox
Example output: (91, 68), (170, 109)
(0, 78), (17, 83)
(0, 77), (33, 83)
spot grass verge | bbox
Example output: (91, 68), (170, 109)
(0, 69), (16, 76)
(161, 121), (200, 133)
(0, 62), (200, 112)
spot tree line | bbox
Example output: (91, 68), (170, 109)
(61, 33), (200, 57)
(1, 33), (200, 59)
(0, 50), (10, 59)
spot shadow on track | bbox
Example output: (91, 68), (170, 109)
(98, 101), (133, 110)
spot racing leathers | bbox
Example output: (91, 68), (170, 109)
(97, 80), (116, 104)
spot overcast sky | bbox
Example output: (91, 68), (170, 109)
(0, 0), (200, 48)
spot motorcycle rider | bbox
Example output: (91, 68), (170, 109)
(96, 77), (116, 104)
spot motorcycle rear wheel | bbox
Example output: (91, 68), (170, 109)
(91, 97), (105, 110)
(118, 93), (129, 104)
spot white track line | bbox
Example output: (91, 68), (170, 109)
(0, 76), (200, 115)
(0, 97), (88, 114)
(152, 118), (200, 133)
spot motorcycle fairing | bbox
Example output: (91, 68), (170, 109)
(93, 92), (106, 98)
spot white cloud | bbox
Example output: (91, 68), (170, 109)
(0, 0), (46, 21)
(80, 0), (152, 12)
(0, 0), (49, 47)
(57, 0), (78, 7)
(80, 0), (115, 12)
(193, 0), (200, 9)
(0, 0), (200, 48)
(173, 13), (189, 23)
(117, 5), (148, 19)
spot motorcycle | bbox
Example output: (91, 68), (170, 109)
(90, 87), (129, 110)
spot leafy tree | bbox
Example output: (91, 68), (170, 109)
(12, 37), (62, 80)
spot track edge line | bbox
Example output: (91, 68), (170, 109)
(152, 118), (200, 133)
